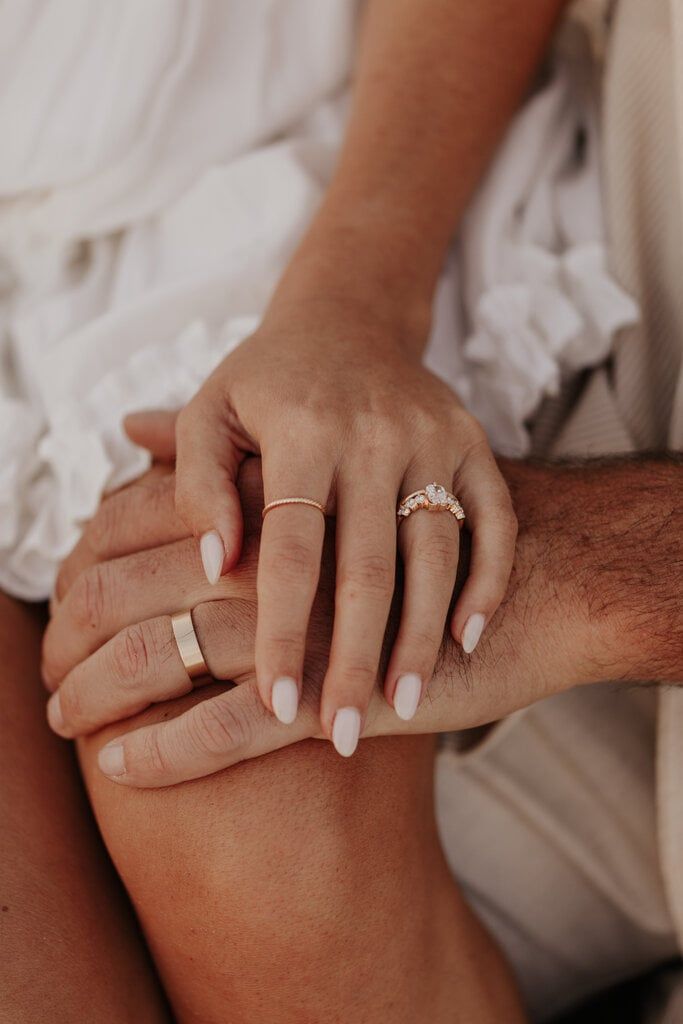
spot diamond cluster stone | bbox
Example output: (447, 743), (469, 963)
(398, 483), (464, 523)
(426, 483), (448, 506)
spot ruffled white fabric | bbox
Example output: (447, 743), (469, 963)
(1, 1), (637, 600)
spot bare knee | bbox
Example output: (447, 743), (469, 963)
(77, 688), (450, 1020)
(79, 690), (525, 1023)
(79, 688), (439, 918)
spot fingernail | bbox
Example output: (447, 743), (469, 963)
(393, 673), (422, 721)
(46, 692), (64, 732)
(271, 677), (299, 724)
(98, 742), (126, 778)
(200, 530), (225, 585)
(332, 707), (361, 758)
(462, 613), (486, 655)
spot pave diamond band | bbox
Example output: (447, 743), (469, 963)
(397, 483), (465, 525)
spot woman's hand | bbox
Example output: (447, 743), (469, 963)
(157, 0), (567, 753)
(174, 286), (516, 754)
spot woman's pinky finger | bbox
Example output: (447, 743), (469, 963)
(450, 457), (517, 655)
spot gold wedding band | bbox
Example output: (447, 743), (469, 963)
(171, 610), (209, 680)
(397, 482), (465, 525)
(262, 497), (327, 519)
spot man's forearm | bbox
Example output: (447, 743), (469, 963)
(439, 455), (683, 715)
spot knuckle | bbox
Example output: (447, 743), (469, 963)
(264, 536), (319, 588)
(339, 552), (394, 600)
(262, 630), (305, 671)
(458, 432), (492, 469)
(352, 409), (403, 452)
(262, 632), (304, 661)
(70, 563), (109, 632)
(332, 658), (378, 690)
(285, 405), (338, 446)
(451, 403), (484, 437)
(399, 624), (442, 654)
(414, 530), (458, 576)
(111, 623), (153, 686)
(194, 599), (257, 679)
(137, 729), (172, 777)
(189, 698), (249, 756)
(410, 405), (442, 439)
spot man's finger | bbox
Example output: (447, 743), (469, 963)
(124, 409), (179, 461)
(54, 474), (188, 601)
(42, 536), (258, 688)
(46, 600), (257, 739)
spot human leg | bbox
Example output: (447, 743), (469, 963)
(0, 593), (169, 1023)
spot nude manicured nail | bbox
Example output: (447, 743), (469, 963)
(462, 613), (486, 655)
(271, 677), (299, 724)
(47, 692), (64, 732)
(98, 742), (126, 778)
(200, 530), (224, 585)
(393, 673), (422, 721)
(332, 707), (361, 758)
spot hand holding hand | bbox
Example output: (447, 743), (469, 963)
(43, 448), (616, 788)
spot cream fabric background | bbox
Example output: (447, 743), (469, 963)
(0, 0), (635, 600)
(437, 1), (683, 1020)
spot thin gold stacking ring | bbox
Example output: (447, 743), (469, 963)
(262, 497), (327, 519)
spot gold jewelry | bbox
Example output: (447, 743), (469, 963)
(397, 483), (465, 525)
(171, 610), (209, 680)
(262, 497), (327, 519)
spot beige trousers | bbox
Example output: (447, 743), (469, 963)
(434, 4), (683, 1018)
(435, 685), (676, 1021)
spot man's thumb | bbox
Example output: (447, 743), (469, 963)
(124, 409), (178, 462)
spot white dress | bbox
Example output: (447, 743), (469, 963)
(0, 1), (636, 601)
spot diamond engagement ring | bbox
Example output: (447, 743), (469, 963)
(397, 483), (465, 525)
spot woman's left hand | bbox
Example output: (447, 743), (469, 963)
(173, 282), (516, 755)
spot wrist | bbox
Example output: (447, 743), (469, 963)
(502, 456), (683, 686)
(267, 199), (437, 356)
